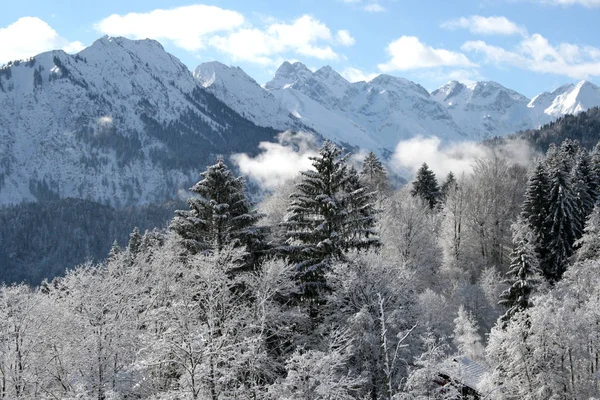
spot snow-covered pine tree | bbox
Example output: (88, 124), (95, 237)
(108, 239), (121, 261)
(128, 226), (142, 255)
(575, 204), (600, 262)
(499, 220), (541, 323)
(411, 162), (440, 209)
(281, 141), (380, 302)
(521, 161), (550, 243)
(453, 305), (485, 361)
(343, 166), (380, 251)
(360, 151), (389, 194)
(571, 150), (596, 229)
(544, 150), (580, 282)
(590, 142), (600, 194)
(170, 156), (267, 268)
(558, 138), (581, 172)
(520, 161), (551, 285)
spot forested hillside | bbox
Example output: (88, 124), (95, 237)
(492, 106), (600, 152)
(3, 138), (600, 398)
(0, 198), (181, 285)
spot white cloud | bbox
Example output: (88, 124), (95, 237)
(446, 69), (484, 85)
(463, 33), (600, 79)
(0, 17), (83, 64)
(341, 67), (378, 82)
(391, 136), (535, 179)
(441, 15), (526, 36)
(209, 15), (340, 65)
(336, 30), (355, 46)
(232, 131), (318, 189)
(96, 7), (349, 66)
(62, 41), (86, 54)
(392, 136), (487, 178)
(535, 0), (600, 7)
(414, 68), (484, 88)
(94, 5), (244, 51)
(364, 3), (386, 12)
(378, 36), (476, 72)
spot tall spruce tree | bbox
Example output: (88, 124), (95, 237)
(571, 150), (597, 227)
(499, 221), (541, 323)
(170, 156), (267, 268)
(344, 166), (380, 248)
(360, 151), (389, 194)
(544, 151), (580, 282)
(281, 141), (380, 302)
(521, 161), (550, 262)
(411, 163), (440, 209)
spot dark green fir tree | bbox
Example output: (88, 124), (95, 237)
(281, 141), (380, 303)
(170, 156), (267, 269)
(411, 162), (440, 209)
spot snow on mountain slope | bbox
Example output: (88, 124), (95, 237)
(194, 61), (293, 130)
(345, 74), (467, 148)
(0, 36), (278, 206)
(527, 83), (574, 112)
(264, 62), (466, 150)
(272, 84), (381, 150)
(540, 81), (600, 119)
(431, 81), (531, 139)
(264, 61), (315, 91)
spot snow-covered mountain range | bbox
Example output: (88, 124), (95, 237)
(199, 60), (600, 148)
(1, 36), (600, 206)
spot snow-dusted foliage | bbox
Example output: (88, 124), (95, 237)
(576, 204), (600, 261)
(379, 188), (441, 288)
(7, 135), (600, 398)
(486, 259), (600, 399)
(453, 305), (485, 362)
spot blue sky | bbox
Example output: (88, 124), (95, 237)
(1, 0), (599, 96)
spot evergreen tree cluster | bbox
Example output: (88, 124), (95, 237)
(410, 162), (456, 209)
(519, 139), (599, 283)
(0, 198), (180, 285)
(489, 106), (600, 153)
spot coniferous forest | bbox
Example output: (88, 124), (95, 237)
(3, 135), (600, 399)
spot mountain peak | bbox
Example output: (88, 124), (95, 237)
(431, 81), (467, 103)
(193, 61), (254, 88)
(264, 61), (314, 90)
(539, 80), (600, 117)
(370, 74), (431, 98)
(574, 80), (599, 93)
(91, 35), (166, 53)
